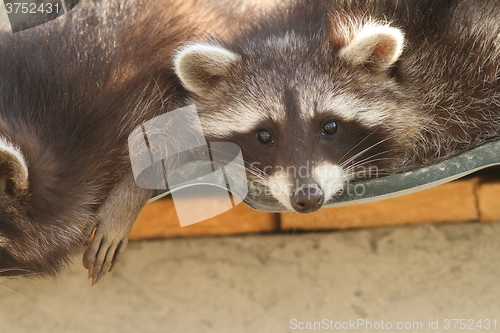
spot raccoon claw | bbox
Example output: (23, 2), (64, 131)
(82, 222), (97, 239)
(83, 224), (129, 286)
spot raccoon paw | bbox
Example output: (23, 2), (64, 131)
(81, 172), (152, 285)
(82, 221), (129, 286)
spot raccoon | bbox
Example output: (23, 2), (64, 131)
(174, 0), (500, 213)
(0, 0), (272, 284)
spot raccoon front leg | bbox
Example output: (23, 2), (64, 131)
(83, 172), (153, 285)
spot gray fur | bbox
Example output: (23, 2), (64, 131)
(175, 0), (500, 211)
(0, 0), (262, 282)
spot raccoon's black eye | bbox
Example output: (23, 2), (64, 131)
(257, 130), (274, 145)
(321, 121), (339, 136)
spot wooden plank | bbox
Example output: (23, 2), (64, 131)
(129, 197), (280, 240)
(281, 179), (479, 231)
(477, 177), (500, 222)
(130, 178), (487, 240)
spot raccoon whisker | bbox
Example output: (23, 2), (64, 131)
(340, 135), (399, 167)
(341, 147), (400, 173)
(245, 174), (269, 182)
(343, 155), (397, 173)
(0, 267), (33, 276)
(338, 128), (380, 165)
(239, 160), (272, 181)
(244, 167), (270, 181)
(212, 157), (269, 181)
(246, 170), (270, 181)
(218, 157), (272, 180)
(342, 156), (397, 176)
(298, 137), (308, 147)
(212, 159), (268, 179)
(0, 278), (34, 306)
(344, 148), (399, 167)
(339, 136), (398, 169)
(215, 157), (271, 182)
(343, 157), (398, 177)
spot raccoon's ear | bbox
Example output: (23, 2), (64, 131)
(339, 24), (404, 72)
(0, 138), (28, 195)
(174, 43), (240, 96)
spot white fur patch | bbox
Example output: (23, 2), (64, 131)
(339, 23), (404, 72)
(321, 93), (390, 128)
(0, 137), (29, 191)
(265, 169), (294, 210)
(198, 92), (285, 138)
(174, 43), (241, 95)
(198, 105), (266, 139)
(262, 163), (350, 210)
(313, 163), (348, 202)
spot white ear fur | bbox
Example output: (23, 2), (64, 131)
(0, 138), (28, 193)
(174, 43), (240, 96)
(339, 24), (404, 72)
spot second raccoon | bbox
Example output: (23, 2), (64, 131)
(0, 0), (271, 283)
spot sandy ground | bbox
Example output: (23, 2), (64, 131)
(1, 222), (500, 333)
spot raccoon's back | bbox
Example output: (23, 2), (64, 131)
(387, 0), (500, 164)
(0, 0), (246, 200)
(324, 0), (500, 165)
(0, 0), (246, 276)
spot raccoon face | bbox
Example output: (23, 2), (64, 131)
(174, 23), (420, 213)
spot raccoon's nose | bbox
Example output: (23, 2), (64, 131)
(291, 184), (324, 213)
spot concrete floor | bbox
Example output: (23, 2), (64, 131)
(1, 222), (500, 333)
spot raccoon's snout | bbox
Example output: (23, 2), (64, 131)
(291, 184), (324, 213)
